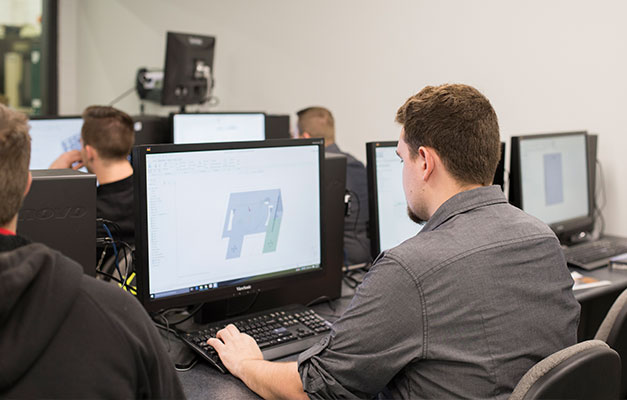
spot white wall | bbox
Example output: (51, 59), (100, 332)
(58, 0), (627, 236)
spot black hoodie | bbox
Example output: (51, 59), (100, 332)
(0, 235), (185, 398)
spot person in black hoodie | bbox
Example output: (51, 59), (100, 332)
(0, 104), (185, 399)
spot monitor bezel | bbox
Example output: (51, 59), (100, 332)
(366, 140), (399, 259)
(508, 131), (594, 242)
(133, 138), (326, 312)
(170, 111), (267, 144)
(29, 115), (83, 121)
(493, 142), (506, 190)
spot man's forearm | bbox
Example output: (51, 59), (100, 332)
(236, 360), (307, 400)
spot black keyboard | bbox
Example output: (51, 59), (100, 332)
(180, 304), (331, 373)
(563, 238), (627, 270)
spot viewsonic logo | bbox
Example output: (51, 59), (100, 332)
(236, 285), (252, 292)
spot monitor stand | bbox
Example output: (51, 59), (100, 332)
(194, 292), (262, 324)
(564, 230), (595, 247)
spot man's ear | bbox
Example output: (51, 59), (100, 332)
(85, 144), (97, 161)
(420, 146), (436, 182)
(24, 171), (32, 197)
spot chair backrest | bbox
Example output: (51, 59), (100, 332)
(595, 288), (627, 398)
(509, 340), (620, 400)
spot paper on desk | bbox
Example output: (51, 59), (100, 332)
(571, 271), (612, 291)
(609, 253), (627, 270)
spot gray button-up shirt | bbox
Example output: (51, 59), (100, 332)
(298, 185), (580, 399)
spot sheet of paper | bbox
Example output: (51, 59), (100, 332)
(571, 271), (612, 291)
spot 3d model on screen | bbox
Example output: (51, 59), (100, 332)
(61, 133), (81, 152)
(222, 189), (283, 259)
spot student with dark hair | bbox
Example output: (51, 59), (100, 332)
(0, 103), (184, 398)
(205, 84), (580, 399)
(51, 105), (135, 246)
(297, 106), (371, 265)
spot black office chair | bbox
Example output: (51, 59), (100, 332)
(509, 340), (620, 400)
(595, 288), (627, 398)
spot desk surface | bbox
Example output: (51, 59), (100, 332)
(171, 266), (627, 400)
(572, 265), (627, 302)
(172, 294), (352, 400)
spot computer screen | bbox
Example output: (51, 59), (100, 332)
(172, 112), (265, 144)
(509, 131), (593, 240)
(133, 139), (324, 311)
(366, 141), (423, 258)
(29, 117), (83, 169)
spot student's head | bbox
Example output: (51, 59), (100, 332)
(80, 106), (134, 169)
(0, 104), (31, 227)
(296, 106), (335, 145)
(395, 84), (500, 223)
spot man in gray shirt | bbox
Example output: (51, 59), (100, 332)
(207, 84), (580, 399)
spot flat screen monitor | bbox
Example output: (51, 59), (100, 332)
(28, 116), (83, 169)
(366, 141), (423, 258)
(133, 138), (324, 311)
(161, 32), (215, 106)
(265, 114), (291, 139)
(493, 142), (506, 190)
(172, 112), (265, 144)
(509, 131), (593, 242)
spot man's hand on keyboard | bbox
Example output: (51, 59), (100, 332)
(207, 324), (263, 378)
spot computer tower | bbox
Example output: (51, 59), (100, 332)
(265, 114), (291, 139)
(132, 115), (172, 145)
(17, 170), (97, 276)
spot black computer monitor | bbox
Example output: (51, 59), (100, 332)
(28, 116), (83, 169)
(265, 114), (291, 139)
(133, 138), (324, 312)
(509, 131), (594, 243)
(493, 142), (506, 190)
(133, 115), (172, 146)
(161, 32), (216, 107)
(171, 112), (265, 144)
(366, 141), (423, 259)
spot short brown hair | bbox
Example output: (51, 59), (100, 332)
(297, 106), (335, 143)
(396, 84), (500, 186)
(81, 106), (134, 160)
(0, 104), (31, 225)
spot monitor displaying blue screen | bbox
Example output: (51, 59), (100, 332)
(29, 118), (83, 169)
